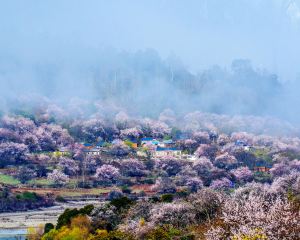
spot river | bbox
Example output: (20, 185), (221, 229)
(0, 200), (102, 239)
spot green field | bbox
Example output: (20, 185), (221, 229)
(0, 174), (20, 185)
(28, 178), (53, 187)
(12, 187), (114, 198)
(29, 178), (82, 188)
(57, 188), (112, 197)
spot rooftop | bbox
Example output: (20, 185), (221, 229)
(125, 139), (138, 143)
(141, 137), (154, 141)
(96, 141), (105, 147)
(156, 147), (180, 151)
(84, 148), (100, 152)
(83, 143), (93, 147)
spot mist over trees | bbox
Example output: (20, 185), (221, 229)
(1, 49), (299, 124)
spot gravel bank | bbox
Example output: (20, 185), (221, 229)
(0, 200), (102, 229)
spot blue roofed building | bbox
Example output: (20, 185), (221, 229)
(160, 139), (175, 148)
(141, 137), (154, 145)
(235, 140), (247, 146)
(84, 147), (101, 156)
(82, 143), (93, 149)
(96, 140), (106, 148)
(141, 138), (160, 146)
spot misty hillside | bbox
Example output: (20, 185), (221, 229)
(0, 49), (293, 120)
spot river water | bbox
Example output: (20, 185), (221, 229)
(0, 200), (102, 239)
(0, 229), (26, 240)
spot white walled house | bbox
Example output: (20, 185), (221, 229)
(152, 147), (182, 158)
(84, 148), (101, 156)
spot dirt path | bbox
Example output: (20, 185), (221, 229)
(0, 200), (102, 229)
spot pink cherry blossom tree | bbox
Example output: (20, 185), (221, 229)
(210, 177), (232, 190)
(120, 127), (142, 140)
(188, 188), (223, 223)
(217, 134), (230, 146)
(1, 116), (35, 134)
(290, 159), (300, 171)
(120, 158), (146, 177)
(154, 157), (186, 176)
(206, 193), (300, 240)
(94, 164), (120, 184)
(81, 118), (106, 142)
(35, 126), (56, 151)
(149, 202), (196, 228)
(180, 139), (198, 154)
(58, 157), (79, 176)
(42, 124), (73, 147)
(270, 162), (290, 178)
(195, 144), (218, 160)
(141, 119), (171, 138)
(109, 141), (131, 156)
(231, 166), (253, 184)
(192, 131), (210, 144)
(115, 111), (130, 129)
(186, 177), (204, 192)
(193, 157), (214, 177)
(0, 142), (28, 166)
(175, 165), (198, 186)
(47, 169), (69, 186)
(0, 128), (19, 143)
(151, 177), (176, 194)
(17, 166), (37, 183)
(270, 171), (300, 196)
(214, 152), (238, 169)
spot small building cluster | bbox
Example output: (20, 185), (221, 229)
(59, 137), (183, 158)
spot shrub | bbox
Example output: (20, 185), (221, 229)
(176, 190), (189, 198)
(110, 196), (133, 211)
(121, 186), (132, 194)
(16, 192), (39, 202)
(107, 191), (124, 201)
(161, 194), (174, 202)
(56, 204), (94, 229)
(44, 223), (54, 234)
(55, 195), (66, 203)
(149, 196), (160, 203)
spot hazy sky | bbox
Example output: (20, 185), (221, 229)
(1, 0), (300, 81)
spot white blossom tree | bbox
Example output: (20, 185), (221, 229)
(149, 202), (196, 228)
(206, 193), (300, 240)
(230, 166), (253, 184)
(47, 169), (69, 186)
(94, 164), (120, 184)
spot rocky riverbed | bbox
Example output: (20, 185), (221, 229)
(0, 200), (101, 229)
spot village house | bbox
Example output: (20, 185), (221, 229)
(82, 143), (94, 149)
(252, 162), (272, 172)
(124, 138), (138, 149)
(58, 146), (71, 156)
(184, 155), (198, 161)
(152, 147), (182, 158)
(84, 147), (101, 156)
(253, 165), (271, 173)
(141, 137), (160, 146)
(158, 139), (175, 148)
(95, 140), (106, 149)
(235, 140), (248, 147)
(141, 137), (153, 145)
